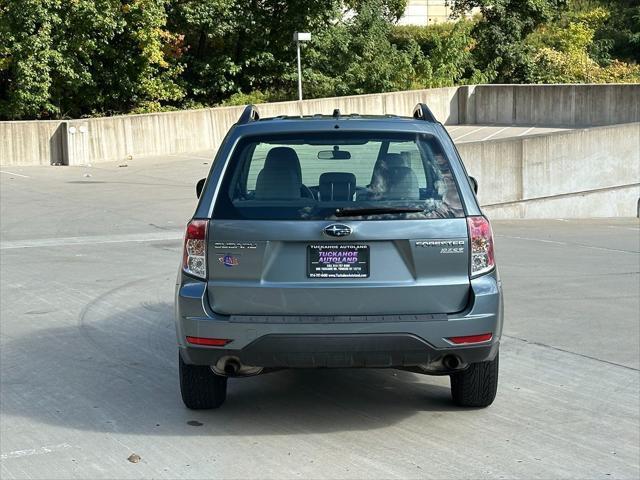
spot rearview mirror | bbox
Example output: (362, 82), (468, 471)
(317, 148), (351, 160)
(196, 178), (206, 198)
(469, 176), (478, 194)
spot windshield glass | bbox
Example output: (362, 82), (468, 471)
(212, 131), (464, 220)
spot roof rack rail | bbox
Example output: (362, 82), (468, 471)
(412, 103), (437, 122)
(238, 104), (260, 124)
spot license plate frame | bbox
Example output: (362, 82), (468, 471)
(307, 244), (370, 278)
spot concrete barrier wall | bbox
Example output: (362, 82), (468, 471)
(1, 84), (638, 218)
(458, 123), (640, 218)
(483, 185), (640, 219)
(2, 84), (638, 166)
(0, 120), (66, 166)
(0, 87), (459, 166)
(460, 84), (640, 126)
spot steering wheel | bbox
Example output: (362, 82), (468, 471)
(301, 185), (316, 200)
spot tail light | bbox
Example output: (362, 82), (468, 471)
(467, 216), (495, 277)
(183, 219), (208, 279)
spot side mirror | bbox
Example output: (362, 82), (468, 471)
(469, 176), (478, 194)
(196, 178), (206, 198)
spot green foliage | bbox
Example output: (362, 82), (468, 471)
(167, 0), (345, 105)
(0, 0), (637, 120)
(449, 0), (567, 82)
(526, 3), (640, 84)
(0, 0), (184, 119)
(391, 20), (483, 87)
(304, 0), (423, 97)
(221, 90), (276, 106)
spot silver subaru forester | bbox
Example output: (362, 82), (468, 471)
(175, 104), (503, 409)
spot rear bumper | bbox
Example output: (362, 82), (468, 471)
(175, 271), (503, 369)
(181, 333), (499, 370)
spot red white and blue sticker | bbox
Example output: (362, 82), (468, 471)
(218, 254), (239, 267)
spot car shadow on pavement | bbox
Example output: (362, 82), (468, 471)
(2, 301), (462, 437)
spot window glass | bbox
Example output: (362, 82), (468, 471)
(213, 132), (464, 220)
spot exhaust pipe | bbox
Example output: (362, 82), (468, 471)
(212, 356), (263, 377)
(443, 355), (460, 370)
(224, 358), (241, 375)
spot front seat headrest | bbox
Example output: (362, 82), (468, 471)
(264, 147), (302, 184)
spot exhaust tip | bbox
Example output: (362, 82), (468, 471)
(224, 359), (240, 375)
(213, 356), (263, 377)
(443, 355), (460, 370)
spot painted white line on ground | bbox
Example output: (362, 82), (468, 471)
(0, 170), (29, 178)
(480, 126), (510, 141)
(1, 231), (184, 250)
(169, 153), (213, 161)
(496, 234), (639, 255)
(1, 443), (72, 460)
(445, 126), (463, 133)
(518, 126), (537, 136)
(451, 126), (488, 141)
(607, 225), (640, 231)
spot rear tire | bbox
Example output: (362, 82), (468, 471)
(179, 354), (227, 409)
(450, 351), (499, 407)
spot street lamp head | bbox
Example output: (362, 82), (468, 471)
(293, 32), (311, 42)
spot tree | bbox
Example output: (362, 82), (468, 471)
(592, 0), (640, 64)
(449, 0), (567, 82)
(0, 0), (184, 120)
(167, 0), (345, 105)
(301, 0), (424, 97)
(526, 4), (640, 83)
(391, 20), (488, 88)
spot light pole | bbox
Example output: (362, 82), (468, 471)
(293, 32), (311, 101)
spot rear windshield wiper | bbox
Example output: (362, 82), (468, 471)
(334, 206), (425, 217)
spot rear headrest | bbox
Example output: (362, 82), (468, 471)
(370, 153), (410, 186)
(382, 166), (419, 200)
(381, 153), (410, 168)
(264, 147), (302, 183)
(319, 172), (356, 201)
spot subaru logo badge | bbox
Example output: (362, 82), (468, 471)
(323, 224), (352, 237)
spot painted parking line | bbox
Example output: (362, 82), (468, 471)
(451, 126), (488, 141)
(496, 234), (639, 255)
(0, 170), (29, 178)
(0, 231), (184, 250)
(480, 126), (510, 141)
(1, 443), (72, 461)
(168, 153), (213, 161)
(518, 126), (537, 136)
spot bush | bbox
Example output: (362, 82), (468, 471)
(391, 20), (482, 88)
(526, 4), (640, 84)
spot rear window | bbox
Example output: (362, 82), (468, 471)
(212, 132), (464, 220)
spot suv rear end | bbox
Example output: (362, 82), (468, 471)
(176, 104), (503, 409)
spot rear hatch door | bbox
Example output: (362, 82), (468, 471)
(207, 218), (470, 316)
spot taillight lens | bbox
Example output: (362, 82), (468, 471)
(186, 336), (232, 347)
(448, 333), (493, 344)
(467, 216), (495, 277)
(183, 219), (208, 279)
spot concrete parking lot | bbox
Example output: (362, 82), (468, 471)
(1, 156), (638, 479)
